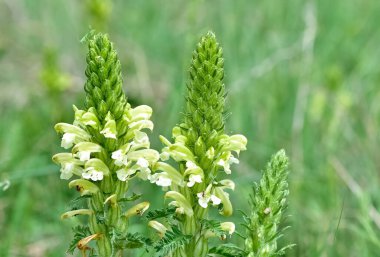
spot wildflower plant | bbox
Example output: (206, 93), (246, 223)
(53, 32), (158, 256)
(147, 32), (247, 257)
(243, 150), (294, 257)
(52, 30), (292, 257)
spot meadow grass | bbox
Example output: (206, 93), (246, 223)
(1, 0), (380, 256)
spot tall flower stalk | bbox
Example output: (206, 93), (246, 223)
(208, 150), (292, 257)
(244, 150), (293, 257)
(53, 32), (158, 257)
(52, 30), (293, 257)
(147, 32), (247, 257)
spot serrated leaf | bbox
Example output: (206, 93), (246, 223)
(95, 211), (105, 224)
(111, 230), (152, 251)
(69, 195), (91, 210)
(208, 244), (247, 257)
(67, 225), (91, 254)
(145, 206), (177, 221)
(201, 219), (226, 238)
(118, 193), (142, 203)
(154, 226), (191, 257)
(208, 244), (246, 257)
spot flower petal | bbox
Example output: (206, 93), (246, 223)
(165, 191), (193, 216)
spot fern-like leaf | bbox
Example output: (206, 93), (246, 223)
(67, 225), (91, 254)
(118, 192), (142, 203)
(154, 226), (191, 257)
(111, 231), (152, 250)
(201, 219), (227, 238)
(145, 206), (177, 221)
(68, 195), (91, 210)
(208, 244), (247, 257)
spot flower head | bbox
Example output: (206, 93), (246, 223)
(187, 174), (202, 187)
(217, 153), (239, 174)
(100, 114), (117, 139)
(77, 151), (92, 162)
(116, 168), (136, 181)
(197, 192), (221, 208)
(112, 150), (128, 166)
(82, 167), (104, 181)
(136, 158), (152, 180)
(61, 133), (76, 149)
(55, 123), (90, 149)
(72, 142), (103, 162)
(60, 163), (77, 180)
(150, 173), (172, 187)
(52, 153), (84, 180)
(220, 222), (235, 235)
(82, 158), (109, 181)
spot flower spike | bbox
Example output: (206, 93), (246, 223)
(151, 32), (248, 257)
(53, 31), (158, 257)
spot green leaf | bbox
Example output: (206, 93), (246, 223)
(111, 231), (152, 250)
(145, 206), (177, 221)
(68, 195), (91, 210)
(118, 193), (142, 203)
(208, 244), (247, 257)
(95, 211), (106, 224)
(201, 219), (226, 238)
(80, 29), (96, 44)
(154, 226), (191, 257)
(67, 225), (91, 254)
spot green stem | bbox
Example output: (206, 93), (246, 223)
(178, 187), (209, 257)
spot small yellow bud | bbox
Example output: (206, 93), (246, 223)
(124, 202), (150, 218)
(104, 194), (118, 207)
(165, 191), (193, 216)
(148, 220), (168, 238)
(68, 179), (99, 195)
(61, 209), (93, 219)
(220, 222), (235, 235)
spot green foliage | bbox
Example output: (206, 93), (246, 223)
(95, 211), (106, 224)
(208, 244), (247, 257)
(244, 150), (292, 257)
(69, 195), (92, 210)
(200, 219), (227, 238)
(68, 225), (92, 254)
(154, 226), (192, 257)
(118, 193), (142, 203)
(145, 206), (177, 221)
(111, 231), (152, 250)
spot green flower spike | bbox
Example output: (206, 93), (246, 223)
(151, 32), (247, 257)
(244, 149), (294, 257)
(53, 32), (158, 257)
(84, 33), (126, 121)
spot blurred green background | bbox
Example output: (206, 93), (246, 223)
(1, 0), (380, 256)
